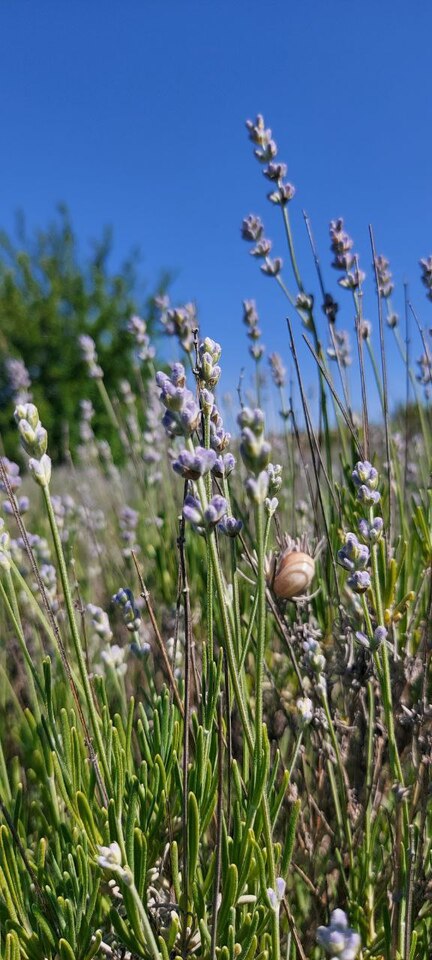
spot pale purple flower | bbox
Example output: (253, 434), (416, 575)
(337, 533), (369, 572)
(261, 256), (283, 277)
(317, 909), (361, 959)
(420, 255), (432, 301)
(112, 587), (141, 632)
(183, 493), (227, 534)
(268, 183), (295, 205)
(218, 515), (243, 538)
(173, 447), (216, 480)
(347, 570), (371, 593)
(374, 254), (394, 298)
(212, 453), (236, 478)
(241, 214), (264, 242)
(250, 238), (272, 258)
(268, 353), (286, 389)
(358, 517), (384, 543)
(263, 161), (287, 181)
(5, 357), (32, 404)
(0, 458), (22, 493)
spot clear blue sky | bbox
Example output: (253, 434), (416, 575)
(1, 0), (431, 420)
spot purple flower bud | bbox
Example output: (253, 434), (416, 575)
(0, 458), (22, 493)
(212, 453), (236, 478)
(237, 407), (265, 435)
(358, 517), (384, 543)
(246, 471), (269, 504)
(268, 183), (295, 205)
(173, 447), (217, 480)
(352, 461), (379, 488)
(218, 516), (243, 538)
(204, 495), (227, 526)
(261, 257), (283, 277)
(182, 494), (203, 527)
(250, 238), (272, 258)
(356, 485), (381, 506)
(241, 214), (264, 242)
(263, 161), (287, 181)
(347, 570), (371, 593)
(254, 139), (277, 163)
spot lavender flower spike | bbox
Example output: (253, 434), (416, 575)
(183, 493), (227, 535)
(173, 447), (216, 481)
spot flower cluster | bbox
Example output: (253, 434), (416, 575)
(266, 876), (286, 912)
(197, 337), (222, 388)
(243, 300), (265, 362)
(212, 452), (236, 479)
(352, 460), (380, 506)
(316, 909), (361, 959)
(374, 254), (394, 299)
(338, 532), (370, 594)
(100, 644), (127, 676)
(296, 696), (314, 728)
(0, 458), (29, 515)
(356, 624), (388, 653)
(97, 842), (129, 884)
(268, 352), (286, 389)
(5, 356), (32, 405)
(420, 255), (432, 302)
(112, 587), (142, 633)
(416, 342), (432, 390)
(127, 314), (156, 362)
(156, 364), (200, 439)
(86, 603), (113, 643)
(155, 296), (196, 353)
(0, 521), (11, 571)
(327, 330), (352, 368)
(79, 399), (96, 445)
(246, 114), (295, 205)
(302, 635), (327, 695)
(79, 334), (103, 379)
(182, 493), (227, 536)
(14, 404), (52, 489)
(173, 447), (216, 481)
(238, 407), (271, 475)
(119, 506), (140, 558)
(329, 218), (365, 290)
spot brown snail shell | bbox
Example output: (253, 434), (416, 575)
(271, 550), (315, 600)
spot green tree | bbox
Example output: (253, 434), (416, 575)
(0, 206), (162, 462)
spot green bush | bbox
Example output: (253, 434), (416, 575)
(0, 206), (163, 462)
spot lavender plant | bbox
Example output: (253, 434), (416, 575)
(0, 112), (431, 960)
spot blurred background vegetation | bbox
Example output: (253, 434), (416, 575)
(0, 206), (164, 463)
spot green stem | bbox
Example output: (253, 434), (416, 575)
(42, 485), (113, 795)
(254, 501), (266, 760)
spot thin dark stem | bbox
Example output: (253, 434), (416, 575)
(287, 318), (342, 608)
(302, 336), (364, 458)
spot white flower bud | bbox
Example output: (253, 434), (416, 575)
(28, 454), (52, 488)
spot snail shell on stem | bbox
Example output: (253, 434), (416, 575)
(268, 533), (320, 600)
(271, 550), (315, 600)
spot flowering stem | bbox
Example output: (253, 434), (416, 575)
(321, 691), (354, 871)
(281, 204), (303, 293)
(42, 485), (113, 796)
(189, 451), (280, 959)
(254, 501), (266, 761)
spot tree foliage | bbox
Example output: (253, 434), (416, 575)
(0, 206), (160, 461)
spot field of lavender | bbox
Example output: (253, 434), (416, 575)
(0, 115), (431, 960)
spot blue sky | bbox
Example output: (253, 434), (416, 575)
(1, 0), (431, 421)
